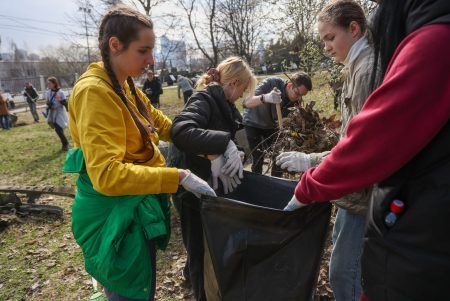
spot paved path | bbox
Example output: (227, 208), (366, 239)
(10, 104), (47, 114)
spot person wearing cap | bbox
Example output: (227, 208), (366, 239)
(284, 0), (450, 300)
(242, 71), (312, 176)
(142, 70), (163, 108)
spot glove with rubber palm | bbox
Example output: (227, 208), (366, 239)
(180, 170), (216, 198)
(222, 140), (244, 178)
(276, 151), (311, 172)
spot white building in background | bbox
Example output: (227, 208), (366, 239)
(256, 40), (265, 64)
(155, 35), (188, 71)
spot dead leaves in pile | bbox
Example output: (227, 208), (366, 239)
(275, 101), (340, 155)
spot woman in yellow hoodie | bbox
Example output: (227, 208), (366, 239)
(63, 5), (215, 301)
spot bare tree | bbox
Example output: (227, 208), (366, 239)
(131, 0), (169, 16)
(216, 0), (266, 64)
(65, 0), (102, 63)
(156, 35), (186, 71)
(178, 0), (221, 66)
(356, 0), (378, 15)
(281, 0), (327, 41)
(39, 44), (94, 86)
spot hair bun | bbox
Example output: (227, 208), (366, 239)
(207, 67), (220, 82)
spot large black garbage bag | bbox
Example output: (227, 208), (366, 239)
(201, 171), (331, 301)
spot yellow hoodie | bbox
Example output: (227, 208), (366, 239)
(69, 62), (179, 196)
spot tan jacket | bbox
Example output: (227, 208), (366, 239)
(311, 44), (375, 214)
(0, 97), (8, 115)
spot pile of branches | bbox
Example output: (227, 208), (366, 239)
(263, 102), (340, 178)
(273, 101), (340, 154)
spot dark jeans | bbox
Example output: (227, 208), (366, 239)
(104, 240), (157, 301)
(173, 192), (206, 301)
(27, 101), (39, 121)
(244, 125), (282, 177)
(54, 123), (69, 148)
(147, 95), (160, 109)
(183, 90), (193, 104)
(1, 115), (10, 129)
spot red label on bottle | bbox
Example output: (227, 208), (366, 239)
(390, 199), (405, 214)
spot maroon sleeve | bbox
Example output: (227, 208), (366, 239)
(295, 24), (450, 204)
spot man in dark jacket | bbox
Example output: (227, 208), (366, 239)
(142, 71), (163, 108)
(23, 82), (40, 122)
(242, 72), (312, 176)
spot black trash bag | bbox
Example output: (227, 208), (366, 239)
(201, 171), (331, 301)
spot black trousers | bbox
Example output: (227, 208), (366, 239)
(54, 123), (69, 147)
(183, 90), (193, 104)
(244, 125), (282, 177)
(147, 95), (160, 108)
(173, 192), (206, 301)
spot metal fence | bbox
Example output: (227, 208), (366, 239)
(0, 74), (77, 96)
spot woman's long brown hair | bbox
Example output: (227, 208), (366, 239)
(98, 5), (155, 148)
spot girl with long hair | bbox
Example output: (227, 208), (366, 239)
(63, 5), (215, 301)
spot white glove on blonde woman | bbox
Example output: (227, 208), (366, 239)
(262, 89), (282, 104)
(284, 195), (308, 211)
(211, 155), (225, 190)
(180, 170), (216, 198)
(210, 155), (239, 194)
(222, 140), (244, 178)
(276, 151), (311, 172)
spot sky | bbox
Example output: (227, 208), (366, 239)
(0, 0), (83, 53)
(0, 0), (186, 56)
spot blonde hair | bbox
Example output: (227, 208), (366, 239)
(196, 56), (256, 98)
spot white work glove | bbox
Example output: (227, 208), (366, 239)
(276, 151), (311, 172)
(262, 89), (282, 104)
(210, 156), (242, 194)
(222, 140), (244, 178)
(211, 155), (225, 190)
(283, 195), (308, 211)
(180, 170), (217, 198)
(220, 173), (242, 194)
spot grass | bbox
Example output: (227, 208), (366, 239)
(0, 72), (337, 301)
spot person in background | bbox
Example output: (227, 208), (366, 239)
(46, 77), (70, 151)
(23, 82), (40, 123)
(177, 75), (194, 104)
(276, 1), (374, 300)
(0, 92), (10, 130)
(242, 71), (312, 176)
(171, 56), (256, 301)
(284, 0), (450, 300)
(142, 70), (163, 108)
(63, 5), (215, 301)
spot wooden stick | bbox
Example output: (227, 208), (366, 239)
(276, 103), (283, 129)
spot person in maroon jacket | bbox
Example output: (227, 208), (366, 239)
(284, 1), (450, 300)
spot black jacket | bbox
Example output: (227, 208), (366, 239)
(362, 3), (450, 300)
(362, 120), (450, 300)
(142, 78), (163, 103)
(24, 86), (39, 103)
(171, 84), (242, 181)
